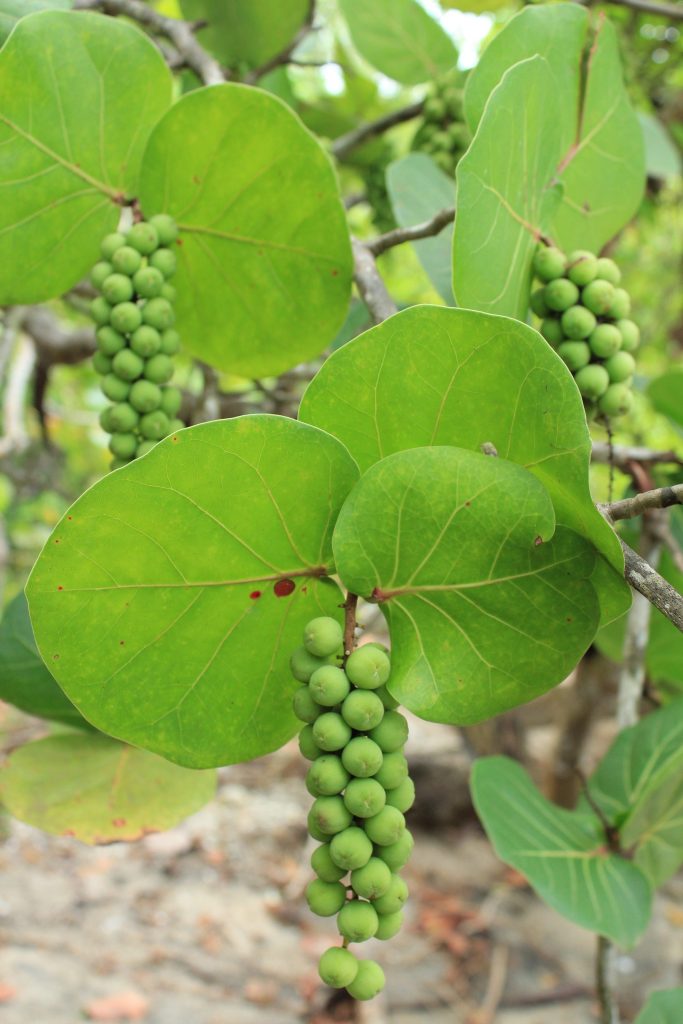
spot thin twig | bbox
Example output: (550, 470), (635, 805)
(620, 535), (683, 632)
(0, 333), (37, 459)
(24, 308), (95, 367)
(600, 483), (683, 522)
(596, 935), (620, 1024)
(342, 592), (359, 665)
(331, 100), (425, 160)
(591, 442), (683, 467)
(603, 0), (683, 20)
(365, 207), (455, 256)
(351, 239), (398, 323)
(73, 0), (225, 85)
(243, 0), (316, 83)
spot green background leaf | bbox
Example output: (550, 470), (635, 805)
(139, 84), (352, 378)
(472, 756), (652, 947)
(340, 0), (458, 85)
(648, 370), (683, 430)
(0, 733), (216, 844)
(0, 10), (172, 303)
(386, 153), (455, 303)
(26, 416), (359, 769)
(635, 989), (683, 1024)
(0, 592), (92, 729)
(333, 446), (599, 723)
(639, 114), (682, 181)
(179, 0), (310, 70)
(0, 0), (71, 44)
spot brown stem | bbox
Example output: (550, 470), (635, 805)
(600, 483), (683, 522)
(365, 207), (455, 256)
(342, 592), (359, 666)
(331, 101), (425, 161)
(351, 240), (398, 324)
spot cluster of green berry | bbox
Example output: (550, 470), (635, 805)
(90, 215), (184, 469)
(531, 246), (639, 418)
(412, 72), (469, 176)
(292, 616), (414, 1002)
(358, 142), (397, 234)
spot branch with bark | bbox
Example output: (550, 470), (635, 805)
(600, 483), (683, 522)
(331, 101), (425, 161)
(591, 442), (682, 467)
(603, 0), (683, 20)
(351, 239), (398, 324)
(365, 207), (455, 257)
(243, 1), (317, 83)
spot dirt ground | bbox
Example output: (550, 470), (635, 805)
(0, 715), (681, 1024)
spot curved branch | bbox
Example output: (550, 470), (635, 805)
(620, 536), (683, 632)
(600, 483), (683, 522)
(365, 207), (455, 256)
(591, 442), (682, 468)
(352, 240), (398, 324)
(331, 101), (425, 161)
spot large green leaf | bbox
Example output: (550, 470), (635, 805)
(0, 10), (172, 304)
(639, 114), (682, 181)
(635, 990), (683, 1024)
(0, 733), (216, 844)
(0, 592), (92, 729)
(26, 416), (359, 769)
(339, 0), (458, 86)
(0, 0), (71, 44)
(623, 767), (683, 888)
(648, 370), (683, 430)
(386, 153), (454, 303)
(138, 84), (352, 378)
(333, 446), (599, 723)
(453, 56), (563, 320)
(179, 0), (310, 70)
(299, 305), (628, 611)
(472, 756), (652, 947)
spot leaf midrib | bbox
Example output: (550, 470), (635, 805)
(37, 565), (330, 594)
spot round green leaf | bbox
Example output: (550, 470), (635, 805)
(333, 446), (599, 724)
(179, 0), (310, 70)
(26, 417), (359, 768)
(0, 10), (172, 303)
(635, 990), (683, 1024)
(0, 0), (71, 45)
(138, 84), (352, 378)
(0, 592), (92, 729)
(0, 734), (216, 844)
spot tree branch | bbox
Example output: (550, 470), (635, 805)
(604, 0), (683, 20)
(620, 535), (683, 631)
(351, 239), (398, 324)
(73, 0), (226, 85)
(243, 1), (317, 83)
(596, 934), (620, 1024)
(365, 207), (455, 257)
(331, 101), (425, 161)
(0, 334), (36, 459)
(25, 308), (95, 367)
(600, 483), (683, 522)
(591, 442), (682, 468)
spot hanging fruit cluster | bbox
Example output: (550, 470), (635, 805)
(412, 71), (470, 176)
(531, 246), (639, 418)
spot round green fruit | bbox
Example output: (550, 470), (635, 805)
(139, 410), (170, 441)
(540, 318), (564, 347)
(544, 278), (579, 313)
(142, 297), (174, 330)
(109, 402), (139, 433)
(337, 900), (379, 943)
(375, 910), (404, 940)
(110, 302), (142, 335)
(373, 751), (409, 791)
(307, 808), (328, 842)
(344, 778), (387, 819)
(137, 440), (156, 458)
(292, 685), (321, 724)
(595, 257), (621, 285)
(373, 873), (408, 915)
(604, 351), (636, 383)
(529, 289), (549, 318)
(342, 689), (385, 731)
(99, 406), (117, 433)
(598, 383), (633, 417)
(311, 843), (347, 883)
(560, 305), (596, 340)
(100, 232), (126, 260)
(92, 351), (112, 376)
(330, 827), (373, 870)
(109, 431), (138, 460)
(101, 373), (130, 403)
(102, 273), (134, 305)
(424, 96), (446, 120)
(112, 348), (144, 382)
(160, 386), (182, 417)
(129, 379), (162, 413)
(111, 245), (142, 276)
(168, 418), (184, 433)
(351, 857), (392, 900)
(369, 711), (408, 753)
(309, 666), (350, 707)
(133, 266), (164, 299)
(385, 776), (415, 813)
(375, 685), (399, 710)
(342, 737), (384, 778)
(313, 713), (352, 752)
(150, 247), (177, 279)
(307, 756), (350, 797)
(574, 364), (610, 400)
(90, 296), (111, 326)
(160, 328), (181, 355)
(304, 616), (343, 658)
(567, 250), (597, 287)
(582, 279), (615, 316)
(149, 214), (178, 247)
(127, 222), (159, 255)
(290, 645), (327, 683)
(318, 947), (358, 989)
(558, 341), (590, 372)
(589, 323), (622, 359)
(608, 287), (631, 320)
(130, 325), (161, 358)
(144, 353), (174, 384)
(90, 260), (113, 289)
(306, 879), (347, 917)
(161, 283), (176, 303)
(532, 246), (566, 282)
(96, 326), (126, 356)
(616, 319), (640, 352)
(376, 829), (414, 871)
(345, 960), (385, 1001)
(346, 646), (390, 689)
(110, 457), (131, 470)
(364, 806), (405, 846)
(299, 724), (323, 761)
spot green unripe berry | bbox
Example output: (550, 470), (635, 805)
(110, 457), (131, 470)
(558, 341), (590, 372)
(293, 685), (321, 724)
(290, 646), (327, 683)
(365, 806), (405, 846)
(137, 440), (156, 458)
(532, 246), (566, 282)
(169, 418), (184, 433)
(431, 129), (451, 150)
(160, 328), (181, 355)
(299, 725), (323, 761)
(160, 386), (182, 417)
(142, 297), (174, 330)
(102, 273), (134, 305)
(307, 808), (328, 842)
(129, 379), (162, 413)
(149, 214), (178, 247)
(529, 289), (549, 318)
(448, 123), (469, 148)
(93, 351), (112, 376)
(560, 305), (596, 340)
(318, 947), (358, 989)
(110, 302), (142, 335)
(369, 711), (408, 753)
(91, 261), (113, 289)
(112, 348), (144, 382)
(375, 685), (399, 710)
(589, 323), (623, 359)
(344, 778), (387, 819)
(582, 279), (615, 316)
(595, 257), (621, 285)
(99, 405), (117, 433)
(433, 151), (453, 174)
(161, 283), (176, 303)
(130, 325), (161, 358)
(100, 232), (126, 260)
(101, 373), (130, 403)
(341, 689), (384, 731)
(567, 250), (598, 287)
(304, 616), (343, 658)
(424, 96), (446, 120)
(310, 666), (350, 707)
(311, 843), (347, 883)
(111, 245), (143, 276)
(139, 410), (170, 441)
(372, 874), (409, 915)
(616, 319), (640, 352)
(575, 364), (610, 400)
(305, 879), (347, 917)
(96, 326), (126, 356)
(373, 751), (409, 791)
(313, 713), (352, 752)
(345, 960), (385, 1001)
(544, 278), (579, 313)
(337, 900), (379, 943)
(540, 318), (564, 347)
(144, 353), (174, 384)
(133, 266), (164, 299)
(308, 755), (350, 797)
(346, 646), (390, 689)
(375, 910), (404, 940)
(330, 827), (373, 870)
(604, 351), (636, 383)
(342, 737), (384, 778)
(90, 296), (112, 326)
(109, 432), (137, 460)
(127, 222), (159, 255)
(351, 857), (392, 900)
(376, 829), (414, 871)
(150, 247), (177, 279)
(608, 287), (631, 320)
(109, 402), (139, 433)
(385, 776), (415, 813)
(598, 383), (633, 417)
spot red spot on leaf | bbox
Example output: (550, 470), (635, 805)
(176, 238), (183, 246)
(534, 536), (543, 546)
(331, 269), (338, 277)
(53, 654), (60, 661)
(274, 579), (295, 597)
(301, 586), (308, 594)
(57, 586), (63, 591)
(112, 818), (126, 828)
(249, 590), (261, 600)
